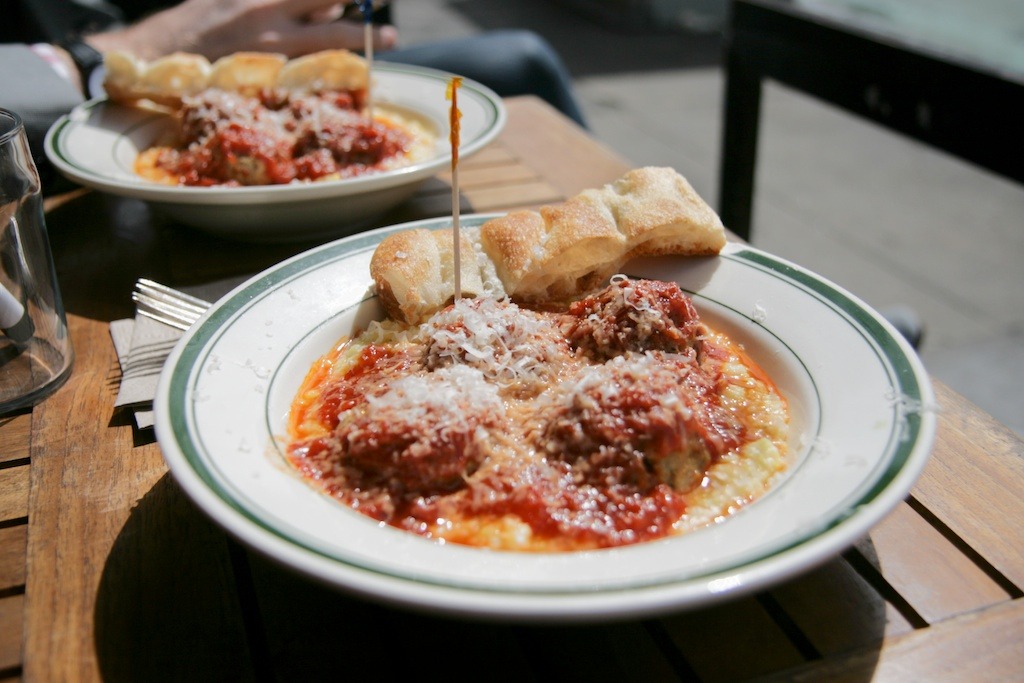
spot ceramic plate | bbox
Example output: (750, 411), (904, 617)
(44, 65), (505, 242)
(154, 215), (936, 622)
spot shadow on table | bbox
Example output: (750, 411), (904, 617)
(93, 474), (257, 681)
(45, 192), (163, 324)
(45, 191), (312, 321)
(45, 184), (457, 321)
(94, 473), (888, 681)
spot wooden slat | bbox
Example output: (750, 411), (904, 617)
(405, 175), (454, 200)
(22, 315), (254, 681)
(0, 466), (28, 523)
(421, 145), (561, 203)
(911, 382), (1024, 590)
(389, 178), (566, 222)
(463, 180), (565, 212)
(445, 98), (633, 220)
(44, 190), (170, 323)
(868, 598), (1024, 682)
(514, 622), (678, 681)
(500, 98), (632, 198)
(0, 594), (23, 673)
(23, 315), (145, 681)
(769, 555), (914, 655)
(245, 551), (538, 680)
(459, 143), (518, 167)
(163, 225), (311, 288)
(758, 597), (1024, 682)
(0, 526), (26, 592)
(657, 596), (807, 681)
(601, 622), (684, 681)
(0, 413), (31, 464)
(857, 502), (1010, 623)
(436, 157), (542, 189)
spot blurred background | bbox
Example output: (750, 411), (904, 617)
(394, 0), (1024, 437)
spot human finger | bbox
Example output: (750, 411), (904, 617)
(284, 0), (360, 20)
(258, 21), (398, 57)
(305, 4), (346, 24)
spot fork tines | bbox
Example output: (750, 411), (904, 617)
(132, 278), (211, 331)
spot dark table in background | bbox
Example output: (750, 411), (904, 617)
(719, 0), (1024, 240)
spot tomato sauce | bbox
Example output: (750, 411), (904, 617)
(285, 280), (789, 551)
(151, 88), (412, 187)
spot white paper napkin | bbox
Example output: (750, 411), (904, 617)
(112, 315), (186, 430)
(114, 314), (185, 410)
(110, 278), (243, 432)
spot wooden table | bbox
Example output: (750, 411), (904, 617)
(2, 96), (1022, 681)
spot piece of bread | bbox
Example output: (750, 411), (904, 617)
(103, 51), (211, 107)
(275, 49), (367, 93)
(208, 52), (287, 96)
(371, 167), (727, 324)
(103, 49), (366, 107)
(102, 51), (145, 105)
(370, 227), (506, 325)
(484, 167), (726, 302)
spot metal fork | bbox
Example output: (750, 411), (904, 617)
(131, 278), (211, 331)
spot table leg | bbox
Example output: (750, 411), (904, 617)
(718, 43), (762, 242)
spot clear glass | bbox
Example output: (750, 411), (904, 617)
(0, 108), (73, 413)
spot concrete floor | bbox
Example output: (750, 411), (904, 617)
(393, 0), (1024, 437)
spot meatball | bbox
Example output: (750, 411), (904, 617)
(541, 352), (742, 493)
(338, 365), (504, 501)
(422, 298), (574, 395)
(563, 277), (707, 360)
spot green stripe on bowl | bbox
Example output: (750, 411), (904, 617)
(162, 229), (932, 597)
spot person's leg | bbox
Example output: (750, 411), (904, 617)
(380, 29), (588, 128)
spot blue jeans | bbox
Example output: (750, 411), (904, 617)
(380, 30), (589, 128)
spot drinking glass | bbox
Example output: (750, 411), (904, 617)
(0, 108), (73, 413)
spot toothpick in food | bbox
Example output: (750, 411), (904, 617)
(360, 1), (375, 119)
(447, 76), (464, 299)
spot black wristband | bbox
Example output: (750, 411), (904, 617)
(59, 37), (105, 85)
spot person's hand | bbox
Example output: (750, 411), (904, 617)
(86, 0), (398, 61)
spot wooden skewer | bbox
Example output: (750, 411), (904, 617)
(361, 1), (374, 120)
(447, 76), (463, 299)
(364, 22), (374, 120)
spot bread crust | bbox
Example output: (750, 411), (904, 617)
(475, 210), (546, 295)
(102, 49), (367, 108)
(275, 49), (367, 93)
(208, 52), (287, 96)
(370, 227), (494, 324)
(611, 166), (727, 258)
(371, 167), (728, 324)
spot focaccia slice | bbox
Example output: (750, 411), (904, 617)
(370, 167), (727, 324)
(480, 193), (625, 300)
(102, 48), (367, 108)
(104, 51), (211, 107)
(275, 49), (367, 93)
(207, 52), (287, 96)
(370, 227), (506, 325)
(483, 167), (726, 302)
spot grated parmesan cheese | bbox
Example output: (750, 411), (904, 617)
(422, 298), (570, 388)
(286, 277), (791, 551)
